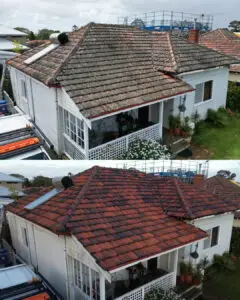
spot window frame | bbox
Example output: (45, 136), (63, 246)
(21, 227), (29, 248)
(20, 79), (28, 102)
(194, 80), (213, 105)
(203, 226), (220, 250)
(62, 108), (85, 150)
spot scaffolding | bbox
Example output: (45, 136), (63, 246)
(118, 10), (214, 32)
(117, 160), (209, 184)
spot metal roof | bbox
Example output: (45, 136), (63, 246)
(0, 25), (27, 36)
(0, 173), (24, 183)
(0, 186), (25, 197)
(0, 264), (39, 290)
(0, 38), (28, 51)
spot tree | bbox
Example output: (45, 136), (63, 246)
(229, 20), (240, 32)
(37, 29), (60, 40)
(12, 40), (24, 53)
(227, 82), (240, 112)
(14, 27), (30, 34)
(31, 176), (52, 187)
(217, 170), (236, 180)
(23, 178), (32, 188)
(28, 31), (36, 41)
(10, 173), (25, 180)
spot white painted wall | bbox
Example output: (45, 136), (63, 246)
(6, 212), (110, 300)
(6, 212), (68, 298)
(174, 67), (229, 119)
(9, 68), (59, 152)
(184, 213), (234, 264)
(229, 72), (240, 83)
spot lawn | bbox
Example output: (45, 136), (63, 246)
(203, 260), (240, 300)
(191, 112), (240, 159)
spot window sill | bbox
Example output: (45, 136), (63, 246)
(194, 99), (213, 107)
(203, 244), (219, 252)
(63, 133), (86, 155)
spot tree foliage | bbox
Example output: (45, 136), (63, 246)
(37, 29), (60, 40)
(28, 31), (36, 40)
(227, 82), (240, 112)
(14, 27), (30, 34)
(229, 20), (240, 32)
(217, 170), (236, 179)
(31, 176), (52, 187)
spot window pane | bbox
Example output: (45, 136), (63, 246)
(203, 230), (211, 249)
(211, 226), (219, 247)
(195, 83), (203, 104)
(21, 227), (28, 247)
(70, 114), (77, 142)
(82, 264), (90, 296)
(204, 81), (213, 101)
(74, 259), (81, 288)
(21, 80), (27, 99)
(64, 110), (70, 135)
(91, 269), (100, 300)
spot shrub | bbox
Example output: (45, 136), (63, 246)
(227, 81), (240, 112)
(230, 228), (240, 256)
(144, 288), (183, 300)
(212, 252), (236, 272)
(206, 109), (228, 128)
(121, 139), (171, 160)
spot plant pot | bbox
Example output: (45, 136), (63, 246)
(185, 275), (192, 285)
(182, 131), (189, 138)
(193, 279), (200, 286)
(180, 275), (185, 283)
(174, 128), (181, 136)
(168, 128), (174, 135)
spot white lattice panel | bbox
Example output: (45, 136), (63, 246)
(64, 136), (86, 160)
(115, 272), (175, 300)
(89, 123), (161, 160)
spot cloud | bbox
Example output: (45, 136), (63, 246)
(1, 0), (240, 32)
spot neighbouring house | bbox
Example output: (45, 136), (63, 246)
(0, 172), (24, 191)
(5, 166), (239, 300)
(200, 28), (240, 82)
(199, 175), (240, 228)
(0, 25), (28, 63)
(6, 24), (238, 159)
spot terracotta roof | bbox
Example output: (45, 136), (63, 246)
(7, 23), (237, 119)
(200, 29), (240, 60)
(230, 65), (240, 73)
(7, 167), (239, 272)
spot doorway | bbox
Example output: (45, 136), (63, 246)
(148, 257), (158, 272)
(138, 106), (149, 127)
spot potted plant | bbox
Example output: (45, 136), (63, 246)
(193, 267), (201, 286)
(185, 262), (193, 284)
(179, 260), (187, 283)
(173, 115), (181, 136)
(168, 115), (175, 134)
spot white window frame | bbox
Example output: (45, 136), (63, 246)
(203, 226), (220, 250)
(195, 80), (213, 105)
(20, 79), (28, 102)
(62, 108), (85, 149)
(71, 257), (100, 299)
(21, 227), (29, 248)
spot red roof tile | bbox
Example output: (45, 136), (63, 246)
(7, 167), (238, 271)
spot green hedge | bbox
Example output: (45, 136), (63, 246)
(227, 82), (240, 112)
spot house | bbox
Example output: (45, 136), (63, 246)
(0, 25), (28, 63)
(199, 175), (240, 228)
(0, 172), (24, 191)
(6, 24), (238, 159)
(5, 166), (239, 300)
(200, 29), (240, 82)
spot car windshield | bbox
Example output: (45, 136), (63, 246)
(23, 152), (49, 160)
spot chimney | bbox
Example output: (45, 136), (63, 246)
(189, 29), (200, 43)
(193, 174), (205, 187)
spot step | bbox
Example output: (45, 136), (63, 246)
(170, 140), (190, 157)
(181, 286), (202, 300)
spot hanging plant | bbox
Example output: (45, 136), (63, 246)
(178, 104), (186, 112)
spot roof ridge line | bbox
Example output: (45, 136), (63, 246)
(46, 23), (94, 85)
(57, 166), (98, 233)
(167, 34), (178, 72)
(173, 178), (194, 219)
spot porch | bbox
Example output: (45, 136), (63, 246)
(108, 249), (178, 300)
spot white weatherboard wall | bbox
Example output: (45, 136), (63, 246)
(174, 67), (229, 119)
(9, 68), (59, 152)
(184, 213), (234, 264)
(6, 212), (68, 299)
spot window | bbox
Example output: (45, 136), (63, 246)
(21, 80), (28, 100)
(71, 257), (100, 299)
(204, 81), (213, 101)
(204, 226), (220, 249)
(62, 108), (85, 149)
(195, 81), (213, 104)
(21, 227), (28, 247)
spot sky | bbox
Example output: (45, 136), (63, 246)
(0, 160), (239, 181)
(1, 0), (239, 32)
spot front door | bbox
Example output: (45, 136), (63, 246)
(138, 106), (149, 127)
(148, 257), (158, 272)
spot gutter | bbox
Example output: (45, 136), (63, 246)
(178, 66), (226, 77)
